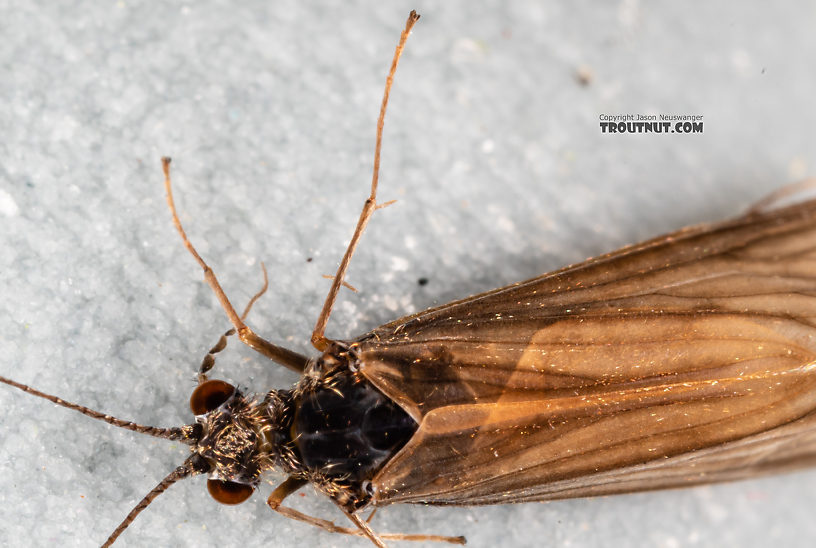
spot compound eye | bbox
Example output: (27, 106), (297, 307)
(190, 380), (235, 415)
(207, 479), (254, 505)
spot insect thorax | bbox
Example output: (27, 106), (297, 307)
(272, 344), (418, 509)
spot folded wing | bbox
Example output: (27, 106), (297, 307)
(353, 200), (816, 504)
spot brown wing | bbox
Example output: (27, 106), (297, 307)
(351, 199), (816, 505)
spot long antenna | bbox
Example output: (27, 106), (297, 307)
(311, 10), (421, 350)
(101, 457), (205, 547)
(0, 375), (197, 442)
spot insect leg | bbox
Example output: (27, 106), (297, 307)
(310, 11), (420, 351)
(745, 178), (816, 214)
(266, 477), (465, 545)
(198, 328), (234, 383)
(162, 157), (310, 373)
(198, 263), (269, 383)
(339, 509), (388, 548)
(365, 507), (378, 523)
(337, 506), (466, 546)
(266, 477), (380, 542)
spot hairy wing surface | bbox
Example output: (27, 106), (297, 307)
(353, 201), (816, 504)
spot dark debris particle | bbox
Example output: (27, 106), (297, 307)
(575, 68), (592, 86)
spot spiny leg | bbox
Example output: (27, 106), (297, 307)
(198, 262), (270, 383)
(311, 10), (420, 351)
(266, 476), (466, 546)
(321, 274), (358, 293)
(162, 157), (310, 373)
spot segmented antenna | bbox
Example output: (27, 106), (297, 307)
(101, 457), (206, 547)
(0, 375), (198, 442)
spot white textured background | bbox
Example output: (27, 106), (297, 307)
(2, 2), (816, 547)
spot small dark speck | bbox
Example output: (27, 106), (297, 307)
(418, 277), (429, 286)
(306, 257), (313, 262)
(26, 181), (34, 188)
(761, 67), (766, 74)
(575, 66), (593, 87)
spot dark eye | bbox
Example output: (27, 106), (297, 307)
(189, 380), (235, 415)
(207, 479), (254, 504)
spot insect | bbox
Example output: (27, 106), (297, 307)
(4, 8), (816, 548)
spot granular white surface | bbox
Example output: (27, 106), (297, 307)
(2, 2), (816, 548)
